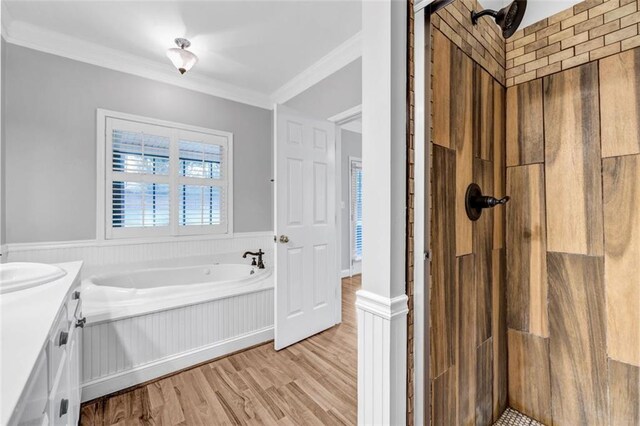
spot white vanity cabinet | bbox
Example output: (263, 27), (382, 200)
(47, 291), (83, 426)
(1, 262), (84, 426)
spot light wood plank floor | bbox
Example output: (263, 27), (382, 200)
(80, 276), (360, 425)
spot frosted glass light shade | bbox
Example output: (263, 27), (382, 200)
(166, 47), (198, 74)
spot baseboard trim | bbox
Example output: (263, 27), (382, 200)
(341, 268), (351, 278)
(81, 327), (274, 402)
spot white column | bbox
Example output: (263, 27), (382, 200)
(358, 0), (408, 424)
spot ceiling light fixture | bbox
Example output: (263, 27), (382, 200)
(166, 38), (198, 75)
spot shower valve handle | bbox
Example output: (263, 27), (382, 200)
(465, 183), (510, 221)
(478, 195), (510, 208)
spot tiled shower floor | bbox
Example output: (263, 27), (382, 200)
(494, 408), (544, 426)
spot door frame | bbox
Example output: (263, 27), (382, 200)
(329, 105), (362, 285)
(348, 156), (363, 277)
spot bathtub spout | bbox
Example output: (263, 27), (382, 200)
(243, 249), (265, 269)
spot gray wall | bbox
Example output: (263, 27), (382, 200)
(285, 58), (361, 120)
(3, 44), (273, 244)
(341, 129), (361, 271)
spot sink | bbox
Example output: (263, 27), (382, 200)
(0, 263), (67, 295)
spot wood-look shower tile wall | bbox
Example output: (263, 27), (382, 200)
(432, 0), (507, 84)
(505, 47), (640, 425)
(431, 28), (508, 425)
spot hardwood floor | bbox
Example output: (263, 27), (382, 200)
(80, 276), (359, 426)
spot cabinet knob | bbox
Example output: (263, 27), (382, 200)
(59, 398), (69, 417)
(75, 317), (87, 328)
(58, 330), (69, 346)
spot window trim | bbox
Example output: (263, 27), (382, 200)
(96, 109), (234, 241)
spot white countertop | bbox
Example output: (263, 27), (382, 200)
(0, 261), (83, 425)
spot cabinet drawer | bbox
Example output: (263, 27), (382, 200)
(48, 305), (69, 390)
(49, 351), (70, 426)
(66, 329), (82, 426)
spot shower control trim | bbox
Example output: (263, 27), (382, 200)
(465, 183), (510, 221)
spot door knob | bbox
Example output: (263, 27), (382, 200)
(279, 235), (289, 243)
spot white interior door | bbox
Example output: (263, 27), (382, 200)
(274, 104), (339, 350)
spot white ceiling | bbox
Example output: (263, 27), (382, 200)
(2, 1), (362, 107)
(1, 0), (582, 112)
(479, 0), (582, 30)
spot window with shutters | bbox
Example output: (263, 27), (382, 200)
(350, 159), (363, 263)
(99, 111), (233, 239)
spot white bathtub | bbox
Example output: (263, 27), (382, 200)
(80, 261), (274, 401)
(83, 263), (273, 323)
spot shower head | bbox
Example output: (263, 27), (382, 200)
(471, 0), (527, 39)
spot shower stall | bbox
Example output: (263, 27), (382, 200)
(416, 0), (640, 425)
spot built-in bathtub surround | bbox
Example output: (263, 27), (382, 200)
(80, 261), (274, 401)
(505, 0), (640, 86)
(505, 47), (640, 424)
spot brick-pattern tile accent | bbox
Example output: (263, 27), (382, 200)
(406, 0), (415, 424)
(505, 0), (640, 86)
(432, 0), (507, 84)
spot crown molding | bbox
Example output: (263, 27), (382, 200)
(2, 19), (273, 109)
(330, 105), (362, 134)
(270, 31), (362, 105)
(328, 104), (362, 134)
(328, 104), (362, 124)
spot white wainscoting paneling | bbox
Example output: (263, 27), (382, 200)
(356, 289), (408, 425)
(5, 232), (273, 277)
(81, 287), (274, 401)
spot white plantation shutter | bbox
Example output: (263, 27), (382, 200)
(112, 181), (170, 228)
(176, 133), (229, 234)
(179, 185), (224, 226)
(179, 140), (224, 179)
(112, 130), (170, 175)
(350, 160), (363, 262)
(104, 115), (232, 239)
